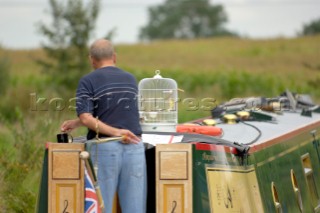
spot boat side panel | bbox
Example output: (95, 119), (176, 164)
(36, 149), (49, 213)
(252, 129), (320, 212)
(205, 165), (263, 212)
(192, 144), (243, 213)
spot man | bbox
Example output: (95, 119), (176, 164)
(60, 39), (146, 213)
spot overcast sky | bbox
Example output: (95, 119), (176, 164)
(0, 0), (319, 49)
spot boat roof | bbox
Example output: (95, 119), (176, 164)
(217, 110), (320, 147)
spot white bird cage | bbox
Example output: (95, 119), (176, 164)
(138, 70), (178, 132)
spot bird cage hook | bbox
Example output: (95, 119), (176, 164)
(153, 70), (162, 79)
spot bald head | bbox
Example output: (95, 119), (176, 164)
(89, 39), (114, 61)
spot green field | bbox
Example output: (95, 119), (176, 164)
(0, 36), (320, 212)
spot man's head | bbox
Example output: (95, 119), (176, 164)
(89, 39), (116, 69)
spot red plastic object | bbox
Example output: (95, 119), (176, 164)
(176, 125), (222, 137)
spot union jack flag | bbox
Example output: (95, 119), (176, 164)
(85, 168), (101, 213)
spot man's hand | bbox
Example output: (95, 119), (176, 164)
(60, 119), (82, 132)
(116, 129), (141, 144)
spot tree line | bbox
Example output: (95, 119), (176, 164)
(23, 0), (320, 92)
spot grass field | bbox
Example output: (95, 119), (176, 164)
(0, 35), (320, 212)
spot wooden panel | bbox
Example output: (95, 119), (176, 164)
(156, 144), (193, 213)
(55, 183), (77, 213)
(52, 151), (80, 179)
(163, 184), (185, 213)
(160, 151), (188, 180)
(112, 193), (122, 213)
(48, 143), (85, 213)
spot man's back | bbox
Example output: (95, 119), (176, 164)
(76, 66), (142, 139)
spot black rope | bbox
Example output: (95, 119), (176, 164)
(239, 121), (262, 145)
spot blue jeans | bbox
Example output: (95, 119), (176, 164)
(89, 141), (147, 213)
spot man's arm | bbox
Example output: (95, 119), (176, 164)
(79, 113), (140, 144)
